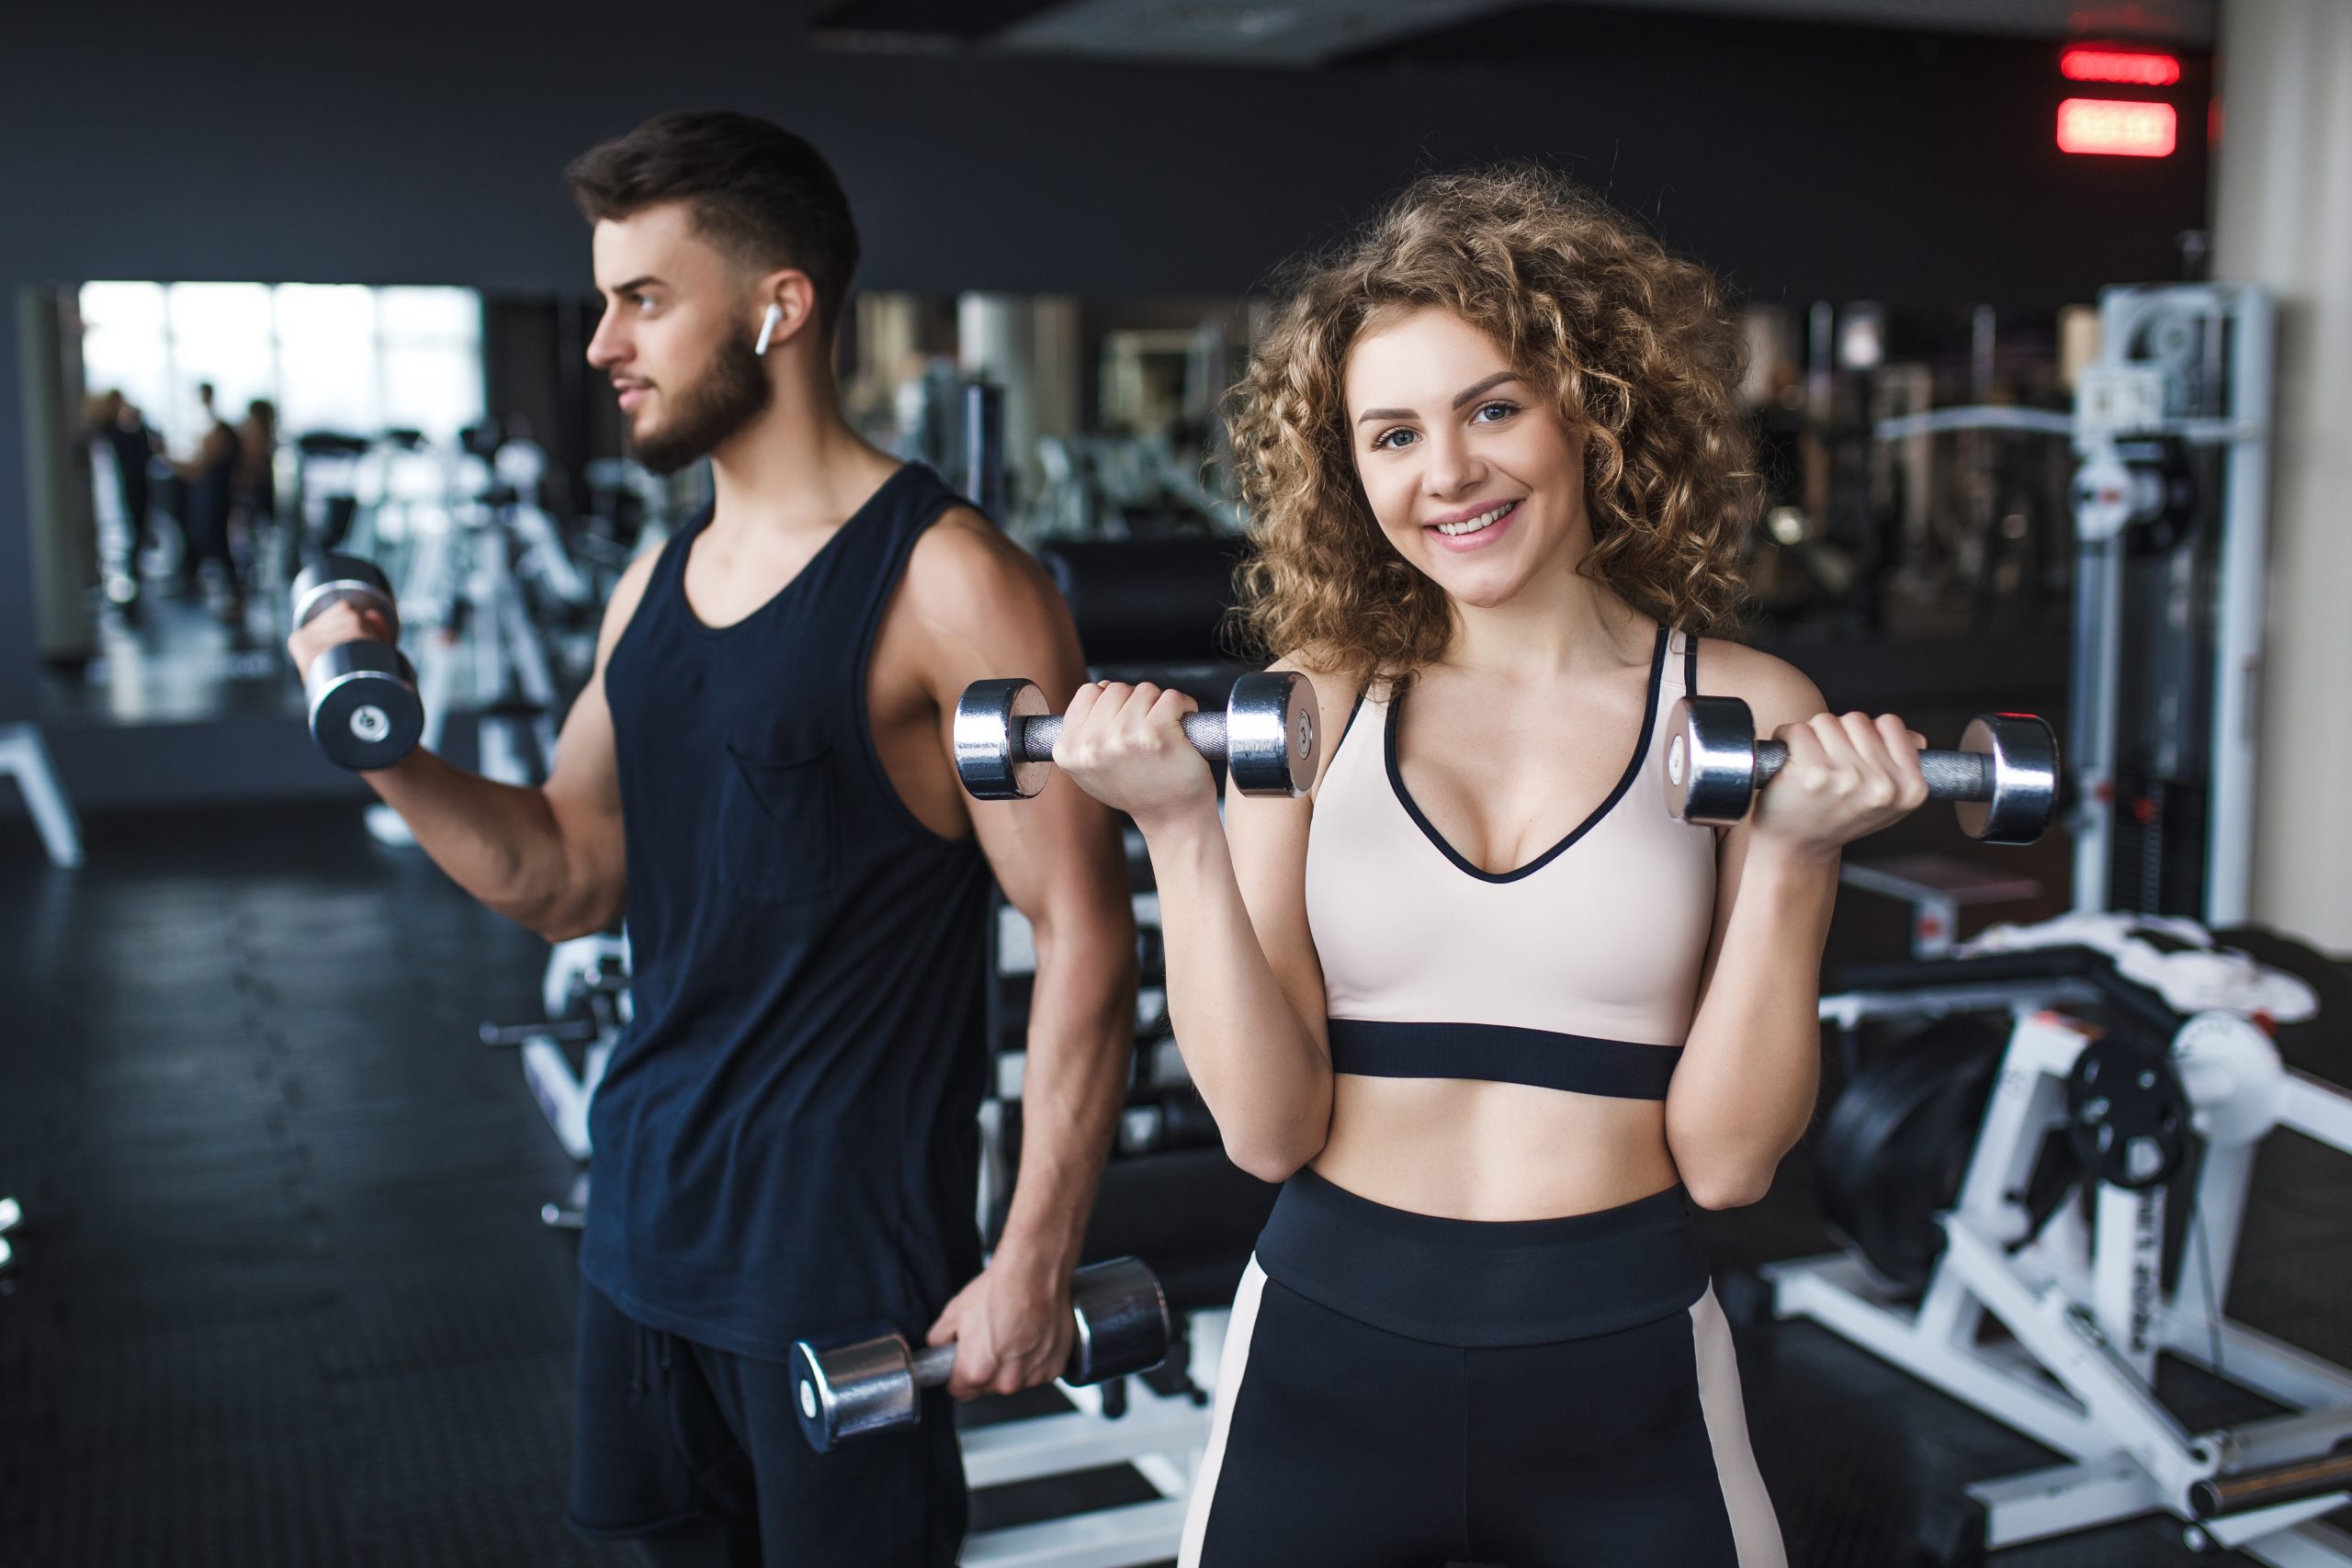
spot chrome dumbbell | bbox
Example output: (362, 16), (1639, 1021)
(953, 672), (1317, 801)
(790, 1257), (1170, 1452)
(290, 555), (421, 771)
(1662, 694), (2059, 845)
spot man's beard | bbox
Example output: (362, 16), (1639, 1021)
(628, 332), (773, 477)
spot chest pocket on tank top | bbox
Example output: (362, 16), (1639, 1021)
(717, 741), (841, 905)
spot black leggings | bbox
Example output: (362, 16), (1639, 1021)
(1181, 1170), (1784, 1567)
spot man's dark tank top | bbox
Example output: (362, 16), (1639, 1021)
(584, 463), (992, 1359)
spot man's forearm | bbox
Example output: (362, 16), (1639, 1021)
(367, 751), (599, 937)
(992, 913), (1135, 1277)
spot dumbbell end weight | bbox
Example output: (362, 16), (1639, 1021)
(791, 1329), (927, 1453)
(1954, 713), (2059, 846)
(305, 642), (424, 772)
(954, 678), (1054, 801)
(291, 554), (399, 635)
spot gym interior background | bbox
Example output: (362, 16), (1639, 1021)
(5, 0), (2350, 1563)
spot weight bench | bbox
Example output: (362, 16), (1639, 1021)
(1770, 946), (2352, 1564)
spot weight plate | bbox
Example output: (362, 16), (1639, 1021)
(2065, 1033), (2193, 1190)
(1816, 1018), (2007, 1291)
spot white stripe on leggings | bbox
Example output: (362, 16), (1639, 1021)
(1176, 1255), (1270, 1568)
(1688, 1284), (1788, 1567)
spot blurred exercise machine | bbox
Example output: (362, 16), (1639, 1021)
(1771, 947), (2351, 1565)
(1757, 287), (2348, 1564)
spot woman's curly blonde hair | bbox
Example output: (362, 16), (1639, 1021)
(1227, 164), (1758, 684)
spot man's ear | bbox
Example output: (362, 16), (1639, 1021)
(752, 270), (820, 356)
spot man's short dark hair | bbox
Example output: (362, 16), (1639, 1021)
(565, 111), (860, 333)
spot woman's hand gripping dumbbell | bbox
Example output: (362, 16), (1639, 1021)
(285, 555), (423, 771)
(954, 671), (1317, 805)
(1662, 694), (2059, 845)
(790, 1258), (1170, 1452)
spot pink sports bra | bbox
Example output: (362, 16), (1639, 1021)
(1303, 625), (1719, 1100)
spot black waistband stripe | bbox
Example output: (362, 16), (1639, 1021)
(1328, 1018), (1681, 1100)
(1256, 1168), (1708, 1345)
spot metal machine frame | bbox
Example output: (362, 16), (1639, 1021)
(2068, 284), (2275, 925)
(1776, 985), (2352, 1562)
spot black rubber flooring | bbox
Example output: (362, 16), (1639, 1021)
(1, 801), (2347, 1567)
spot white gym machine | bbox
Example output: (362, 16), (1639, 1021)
(1776, 965), (2352, 1562)
(2066, 284), (2275, 925)
(367, 438), (565, 847)
(480, 931), (630, 1229)
(0, 723), (82, 868)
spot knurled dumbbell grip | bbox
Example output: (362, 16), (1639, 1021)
(1015, 712), (1228, 763)
(910, 1343), (959, 1390)
(1753, 742), (1994, 801)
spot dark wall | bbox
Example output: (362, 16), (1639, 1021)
(0, 3), (2208, 799)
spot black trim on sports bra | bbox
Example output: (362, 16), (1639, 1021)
(1327, 1018), (1681, 1100)
(1385, 622), (1669, 884)
(1333, 684), (1370, 753)
(1684, 630), (1698, 694)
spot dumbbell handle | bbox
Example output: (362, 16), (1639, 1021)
(1755, 742), (1994, 802)
(910, 1343), (959, 1389)
(1014, 712), (1230, 764)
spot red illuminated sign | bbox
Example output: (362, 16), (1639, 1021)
(2061, 47), (2181, 86)
(2057, 98), (2177, 158)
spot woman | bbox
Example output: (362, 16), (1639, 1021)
(1052, 166), (1929, 1566)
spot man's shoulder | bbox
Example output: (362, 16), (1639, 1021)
(901, 505), (1056, 619)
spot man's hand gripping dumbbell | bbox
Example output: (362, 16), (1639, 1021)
(791, 1258), (1170, 1451)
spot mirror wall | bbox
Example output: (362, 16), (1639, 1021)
(23, 284), (1254, 735)
(20, 279), (2081, 740)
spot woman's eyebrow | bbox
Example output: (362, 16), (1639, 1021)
(1353, 371), (1524, 425)
(1450, 372), (1521, 409)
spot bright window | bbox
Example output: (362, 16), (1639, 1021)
(77, 281), (485, 456)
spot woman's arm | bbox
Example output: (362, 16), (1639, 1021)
(1053, 662), (1354, 1181)
(1667, 648), (1928, 1209)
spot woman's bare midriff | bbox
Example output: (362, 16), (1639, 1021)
(1310, 1074), (1683, 1221)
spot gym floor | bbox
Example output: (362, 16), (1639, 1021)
(2, 804), (2346, 1567)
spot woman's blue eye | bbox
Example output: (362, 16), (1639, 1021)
(1473, 400), (1518, 423)
(1374, 427), (1417, 450)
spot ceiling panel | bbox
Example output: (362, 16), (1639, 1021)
(818, 0), (2211, 64)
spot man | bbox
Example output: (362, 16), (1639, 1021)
(288, 111), (1136, 1566)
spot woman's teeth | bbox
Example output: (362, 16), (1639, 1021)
(1435, 501), (1516, 537)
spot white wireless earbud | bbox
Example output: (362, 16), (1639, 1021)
(754, 303), (785, 357)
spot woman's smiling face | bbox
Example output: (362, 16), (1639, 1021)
(1344, 305), (1591, 611)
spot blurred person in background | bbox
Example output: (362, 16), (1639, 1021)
(173, 380), (246, 630)
(86, 389), (162, 612)
(234, 398), (281, 584)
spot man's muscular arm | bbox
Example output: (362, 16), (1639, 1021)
(284, 548), (652, 941)
(910, 512), (1136, 1399)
